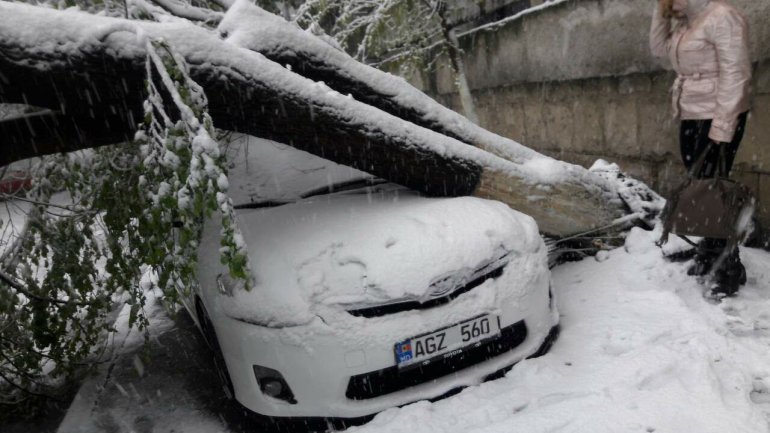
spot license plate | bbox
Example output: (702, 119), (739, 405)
(394, 315), (501, 368)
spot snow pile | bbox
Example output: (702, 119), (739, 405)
(350, 227), (770, 433)
(590, 159), (666, 224)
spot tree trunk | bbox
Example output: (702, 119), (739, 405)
(444, 30), (479, 125)
(435, 3), (479, 125)
(0, 2), (637, 237)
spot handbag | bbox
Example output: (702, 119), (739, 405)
(659, 143), (755, 247)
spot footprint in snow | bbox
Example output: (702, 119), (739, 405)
(751, 378), (770, 405)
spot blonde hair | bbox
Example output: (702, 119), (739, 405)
(660, 0), (675, 18)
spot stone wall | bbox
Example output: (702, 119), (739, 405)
(398, 0), (770, 227)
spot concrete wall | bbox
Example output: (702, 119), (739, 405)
(398, 0), (770, 227)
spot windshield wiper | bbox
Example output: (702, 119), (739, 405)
(233, 177), (388, 210)
(299, 177), (387, 200)
(233, 200), (293, 210)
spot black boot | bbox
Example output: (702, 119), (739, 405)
(687, 253), (715, 276)
(687, 238), (724, 277)
(711, 271), (740, 298)
(709, 248), (745, 298)
(733, 260), (747, 286)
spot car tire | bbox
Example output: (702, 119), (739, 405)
(197, 300), (236, 401)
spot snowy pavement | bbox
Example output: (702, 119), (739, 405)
(53, 227), (770, 433)
(54, 293), (238, 433)
(354, 228), (770, 433)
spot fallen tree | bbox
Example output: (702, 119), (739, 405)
(0, 1), (657, 237)
(221, 0), (548, 164)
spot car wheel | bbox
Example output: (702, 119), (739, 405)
(197, 301), (236, 400)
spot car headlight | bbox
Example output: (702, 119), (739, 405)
(253, 365), (297, 404)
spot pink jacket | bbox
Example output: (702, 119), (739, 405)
(650, 0), (752, 143)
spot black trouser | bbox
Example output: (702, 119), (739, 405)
(680, 112), (748, 177)
(679, 112), (749, 271)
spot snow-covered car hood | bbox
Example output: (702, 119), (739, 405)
(218, 185), (543, 326)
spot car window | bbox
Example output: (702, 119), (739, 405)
(224, 136), (373, 207)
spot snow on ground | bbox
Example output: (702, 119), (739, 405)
(352, 227), (770, 433)
(50, 225), (770, 433)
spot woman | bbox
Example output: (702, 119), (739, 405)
(650, 0), (752, 296)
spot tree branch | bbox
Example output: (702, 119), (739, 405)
(0, 368), (61, 403)
(0, 269), (96, 307)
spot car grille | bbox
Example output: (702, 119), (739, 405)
(345, 320), (527, 400)
(347, 263), (506, 319)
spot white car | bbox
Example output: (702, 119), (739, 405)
(182, 137), (559, 421)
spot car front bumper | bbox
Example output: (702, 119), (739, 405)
(207, 265), (558, 419)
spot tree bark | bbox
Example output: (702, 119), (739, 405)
(0, 2), (634, 237)
(435, 2), (479, 125)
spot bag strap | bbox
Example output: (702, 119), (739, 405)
(717, 142), (729, 179)
(691, 141), (730, 185)
(657, 197), (677, 246)
(687, 141), (715, 179)
(677, 235), (699, 248)
(707, 234), (740, 282)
